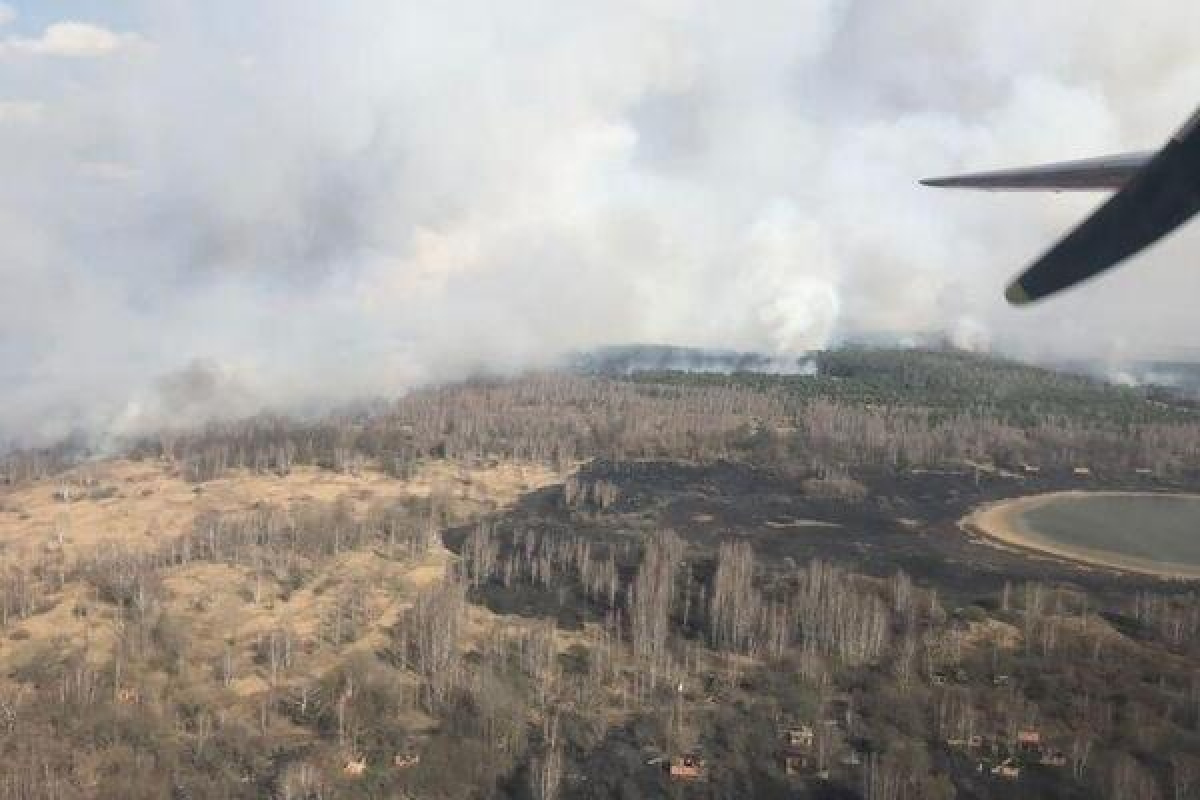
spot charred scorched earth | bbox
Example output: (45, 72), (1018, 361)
(445, 457), (1200, 800)
(4, 349), (1200, 800)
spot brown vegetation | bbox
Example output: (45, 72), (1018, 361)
(0, 352), (1197, 799)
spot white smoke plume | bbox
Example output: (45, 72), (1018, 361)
(0, 1), (1197, 445)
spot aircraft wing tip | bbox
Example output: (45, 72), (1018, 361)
(1005, 281), (1034, 306)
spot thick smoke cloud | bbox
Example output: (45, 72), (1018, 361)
(0, 1), (1197, 445)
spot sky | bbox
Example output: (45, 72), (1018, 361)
(0, 1), (1197, 446)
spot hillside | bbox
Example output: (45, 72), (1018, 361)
(0, 349), (1197, 799)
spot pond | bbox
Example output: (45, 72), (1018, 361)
(963, 492), (1200, 578)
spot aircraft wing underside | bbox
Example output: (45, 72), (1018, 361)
(920, 151), (1153, 191)
(923, 107), (1200, 305)
(1003, 118), (1200, 304)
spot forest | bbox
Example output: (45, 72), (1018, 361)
(0, 347), (1198, 799)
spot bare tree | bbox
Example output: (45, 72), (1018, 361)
(531, 713), (564, 800)
(709, 540), (760, 654)
(627, 530), (684, 690)
(404, 576), (467, 709)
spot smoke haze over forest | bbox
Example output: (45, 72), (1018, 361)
(1, 1), (1198, 445)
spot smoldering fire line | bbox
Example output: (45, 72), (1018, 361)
(1, 2), (1197, 446)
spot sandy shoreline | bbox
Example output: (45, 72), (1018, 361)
(960, 491), (1200, 580)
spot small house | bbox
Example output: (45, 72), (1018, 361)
(1016, 730), (1042, 753)
(1041, 750), (1068, 768)
(343, 758), (367, 777)
(783, 751), (812, 776)
(394, 752), (420, 770)
(784, 725), (814, 750)
(669, 754), (707, 782)
(991, 758), (1020, 780)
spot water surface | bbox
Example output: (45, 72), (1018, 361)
(1018, 494), (1200, 569)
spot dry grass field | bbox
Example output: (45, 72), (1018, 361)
(0, 457), (566, 753)
(0, 458), (555, 565)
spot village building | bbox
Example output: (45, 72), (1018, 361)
(780, 724), (816, 776)
(1016, 730), (1042, 755)
(783, 750), (813, 776)
(669, 754), (707, 782)
(783, 724), (814, 750)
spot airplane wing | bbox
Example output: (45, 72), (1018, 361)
(920, 151), (1152, 191)
(1004, 112), (1200, 304)
(923, 106), (1200, 304)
